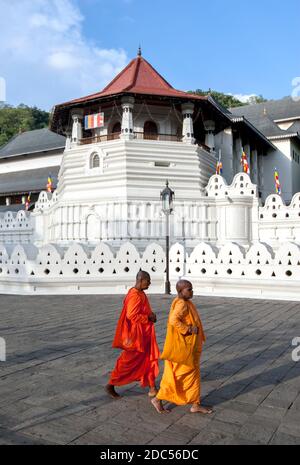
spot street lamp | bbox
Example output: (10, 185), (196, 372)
(160, 180), (175, 294)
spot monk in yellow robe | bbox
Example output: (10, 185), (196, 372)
(105, 271), (160, 399)
(151, 280), (213, 414)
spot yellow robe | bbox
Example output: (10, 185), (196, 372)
(156, 297), (205, 405)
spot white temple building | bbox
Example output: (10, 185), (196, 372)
(0, 50), (300, 300)
(38, 50), (274, 248)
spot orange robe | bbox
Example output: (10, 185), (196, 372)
(156, 297), (205, 405)
(109, 287), (159, 388)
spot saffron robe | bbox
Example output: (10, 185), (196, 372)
(156, 297), (205, 405)
(109, 287), (159, 388)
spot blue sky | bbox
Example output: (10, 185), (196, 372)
(0, 0), (299, 110)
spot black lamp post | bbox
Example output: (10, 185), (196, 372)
(160, 180), (175, 294)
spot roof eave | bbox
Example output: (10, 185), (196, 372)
(268, 133), (300, 142)
(231, 116), (276, 150)
(0, 146), (65, 160)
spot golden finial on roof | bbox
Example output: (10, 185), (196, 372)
(137, 45), (142, 57)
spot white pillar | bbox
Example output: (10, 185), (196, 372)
(120, 96), (134, 140)
(71, 109), (83, 145)
(65, 131), (72, 150)
(204, 120), (216, 151)
(181, 103), (195, 144)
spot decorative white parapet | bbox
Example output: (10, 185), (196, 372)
(258, 192), (300, 247)
(0, 240), (299, 300)
(0, 211), (34, 244)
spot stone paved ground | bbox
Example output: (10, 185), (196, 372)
(0, 294), (300, 445)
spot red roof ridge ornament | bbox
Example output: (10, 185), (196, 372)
(137, 45), (142, 57)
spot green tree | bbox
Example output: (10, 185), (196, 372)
(188, 89), (267, 109)
(248, 94), (268, 104)
(0, 104), (49, 147)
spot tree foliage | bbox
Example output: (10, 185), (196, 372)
(0, 104), (49, 147)
(188, 89), (267, 109)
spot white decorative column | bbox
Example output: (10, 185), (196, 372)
(181, 103), (195, 144)
(204, 120), (216, 151)
(71, 109), (84, 145)
(65, 130), (72, 150)
(120, 96), (134, 140)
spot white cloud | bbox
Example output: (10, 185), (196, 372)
(0, 0), (128, 109)
(228, 93), (258, 103)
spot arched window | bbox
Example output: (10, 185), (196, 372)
(144, 121), (158, 140)
(90, 153), (100, 169)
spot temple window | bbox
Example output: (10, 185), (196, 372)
(90, 153), (100, 169)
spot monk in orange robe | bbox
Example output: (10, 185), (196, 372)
(151, 280), (213, 414)
(105, 271), (160, 399)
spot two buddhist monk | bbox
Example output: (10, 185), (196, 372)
(151, 279), (213, 414)
(105, 271), (160, 399)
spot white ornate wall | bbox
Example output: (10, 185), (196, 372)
(0, 170), (299, 300)
(3, 173), (300, 252)
(0, 241), (299, 301)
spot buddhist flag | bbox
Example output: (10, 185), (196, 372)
(47, 175), (53, 193)
(84, 113), (104, 130)
(240, 149), (250, 174)
(274, 168), (281, 195)
(216, 149), (223, 175)
(25, 192), (31, 211)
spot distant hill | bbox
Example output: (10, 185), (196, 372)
(0, 104), (50, 147)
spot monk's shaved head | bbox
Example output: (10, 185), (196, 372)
(136, 270), (151, 282)
(176, 279), (192, 293)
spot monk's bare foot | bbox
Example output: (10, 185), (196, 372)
(151, 397), (170, 414)
(105, 384), (121, 400)
(190, 403), (213, 414)
(148, 387), (158, 397)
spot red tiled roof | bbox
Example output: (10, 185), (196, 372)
(57, 55), (205, 107)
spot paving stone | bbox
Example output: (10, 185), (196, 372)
(0, 294), (300, 445)
(270, 431), (300, 445)
(148, 433), (188, 445)
(213, 408), (250, 425)
(238, 416), (280, 444)
(253, 404), (287, 421)
(189, 429), (234, 445)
